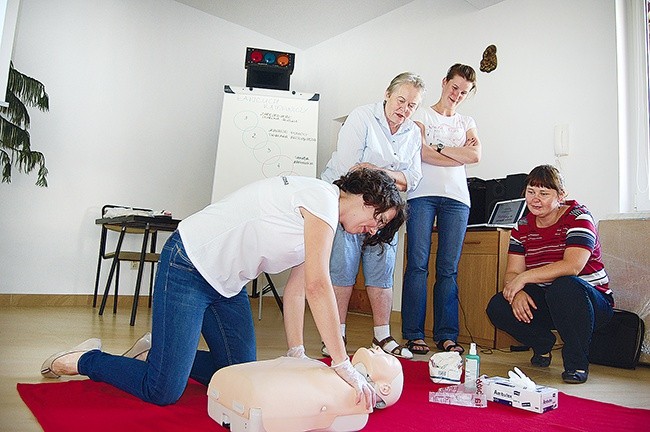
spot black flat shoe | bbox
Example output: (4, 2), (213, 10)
(530, 352), (552, 367)
(562, 369), (588, 384)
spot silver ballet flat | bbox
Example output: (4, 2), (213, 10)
(122, 332), (151, 360)
(40, 338), (102, 378)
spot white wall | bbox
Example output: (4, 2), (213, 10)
(0, 0), (300, 295)
(305, 0), (618, 220)
(0, 0), (620, 298)
(301, 0), (618, 309)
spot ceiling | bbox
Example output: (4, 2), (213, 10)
(173, 0), (504, 49)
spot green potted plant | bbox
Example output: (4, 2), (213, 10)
(0, 62), (49, 186)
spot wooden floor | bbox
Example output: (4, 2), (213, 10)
(1, 297), (649, 431)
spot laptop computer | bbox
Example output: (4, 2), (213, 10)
(467, 198), (527, 229)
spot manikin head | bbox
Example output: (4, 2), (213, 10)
(351, 347), (404, 409)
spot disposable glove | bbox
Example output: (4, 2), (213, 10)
(286, 345), (309, 359)
(331, 357), (376, 410)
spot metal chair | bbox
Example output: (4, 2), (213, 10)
(250, 273), (283, 320)
(93, 205), (160, 315)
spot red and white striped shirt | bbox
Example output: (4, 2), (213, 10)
(509, 200), (612, 300)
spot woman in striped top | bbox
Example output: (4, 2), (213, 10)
(486, 165), (614, 384)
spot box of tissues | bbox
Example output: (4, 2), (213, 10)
(484, 369), (558, 414)
(429, 351), (463, 384)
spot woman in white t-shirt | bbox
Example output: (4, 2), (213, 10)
(41, 168), (405, 411)
(401, 64), (481, 355)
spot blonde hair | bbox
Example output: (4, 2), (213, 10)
(385, 72), (426, 96)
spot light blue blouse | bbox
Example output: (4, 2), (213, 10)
(321, 102), (422, 192)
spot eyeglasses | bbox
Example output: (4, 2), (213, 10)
(374, 214), (388, 230)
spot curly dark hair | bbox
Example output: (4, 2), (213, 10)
(333, 168), (407, 247)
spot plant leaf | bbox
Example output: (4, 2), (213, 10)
(6, 62), (49, 111)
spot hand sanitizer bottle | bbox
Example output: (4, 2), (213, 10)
(464, 342), (480, 392)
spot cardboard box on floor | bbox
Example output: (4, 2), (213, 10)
(484, 376), (558, 414)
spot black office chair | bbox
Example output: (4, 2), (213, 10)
(93, 205), (160, 314)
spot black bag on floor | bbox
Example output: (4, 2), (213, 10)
(589, 309), (645, 369)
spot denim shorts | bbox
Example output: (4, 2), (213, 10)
(329, 224), (397, 288)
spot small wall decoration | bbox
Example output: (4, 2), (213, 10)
(480, 44), (497, 73)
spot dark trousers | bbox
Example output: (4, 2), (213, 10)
(486, 276), (613, 371)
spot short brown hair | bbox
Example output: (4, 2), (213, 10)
(525, 165), (566, 194)
(446, 63), (477, 93)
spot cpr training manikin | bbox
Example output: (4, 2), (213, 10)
(207, 347), (404, 432)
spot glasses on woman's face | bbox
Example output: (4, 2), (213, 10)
(374, 213), (389, 230)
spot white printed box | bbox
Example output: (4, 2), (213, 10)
(484, 376), (558, 414)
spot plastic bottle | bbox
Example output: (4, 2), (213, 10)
(464, 342), (480, 392)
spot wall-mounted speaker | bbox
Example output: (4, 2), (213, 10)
(245, 47), (295, 91)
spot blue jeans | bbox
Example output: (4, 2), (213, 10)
(402, 196), (469, 342)
(486, 276), (614, 371)
(78, 231), (256, 405)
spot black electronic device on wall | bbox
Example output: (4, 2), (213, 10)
(245, 47), (295, 91)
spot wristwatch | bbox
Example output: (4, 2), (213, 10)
(436, 143), (445, 153)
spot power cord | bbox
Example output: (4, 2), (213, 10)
(457, 290), (497, 354)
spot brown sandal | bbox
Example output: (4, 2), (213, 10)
(372, 336), (413, 359)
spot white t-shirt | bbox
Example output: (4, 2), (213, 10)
(178, 176), (340, 298)
(408, 106), (477, 206)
